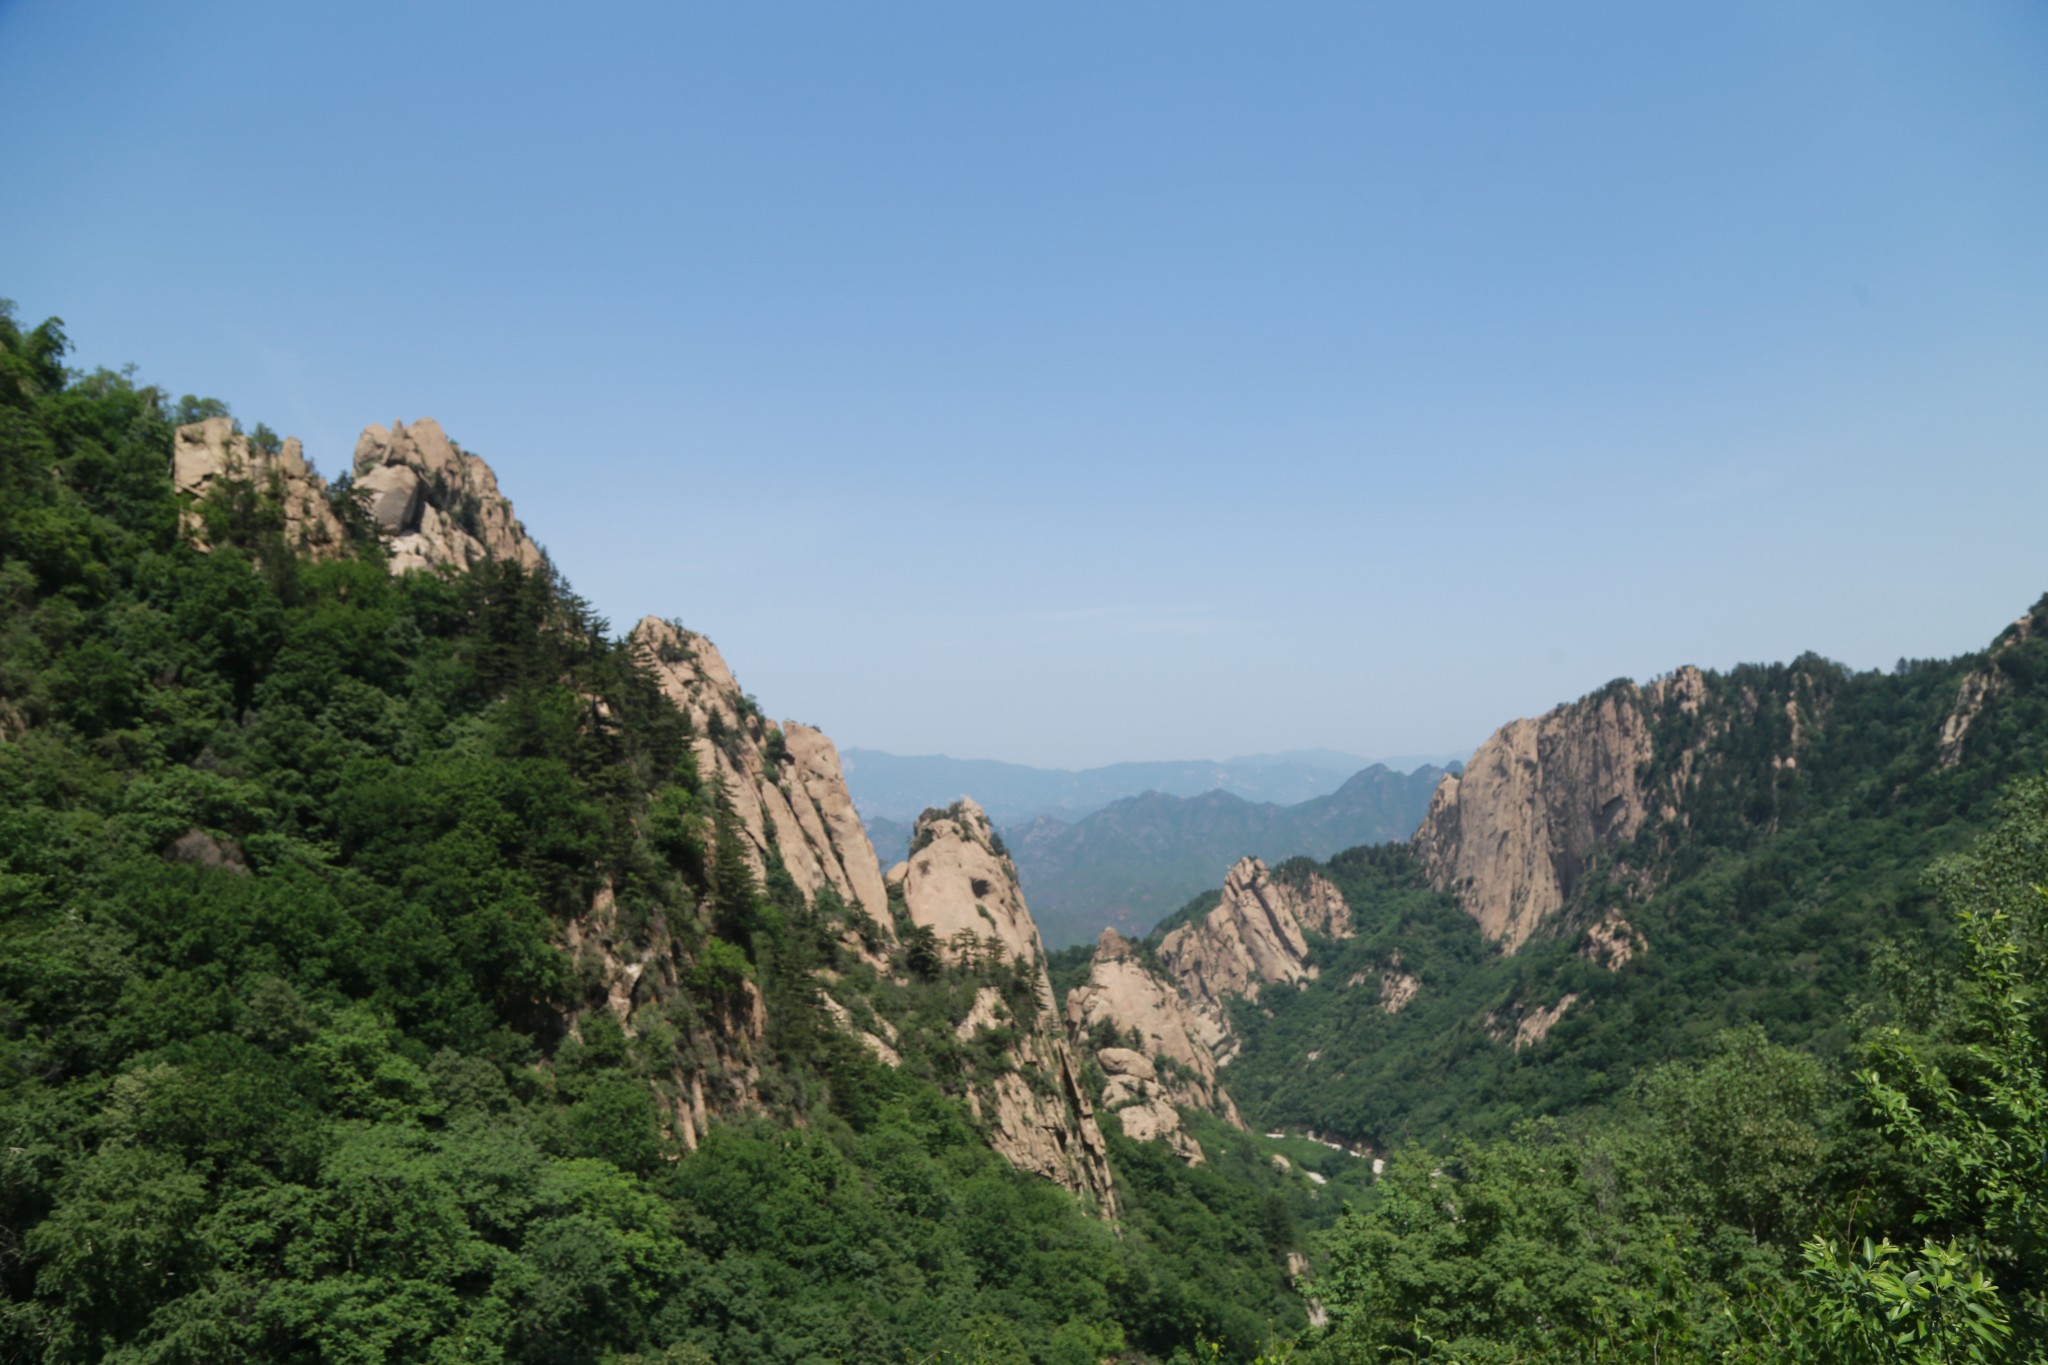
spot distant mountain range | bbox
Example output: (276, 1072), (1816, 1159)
(864, 762), (1452, 948)
(840, 746), (1466, 826)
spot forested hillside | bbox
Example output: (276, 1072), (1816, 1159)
(3, 301), (2044, 1363)
(1003, 764), (1446, 948)
(0, 305), (1310, 1364)
(1113, 601), (2048, 1360)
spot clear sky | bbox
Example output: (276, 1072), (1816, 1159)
(5, 1), (2045, 769)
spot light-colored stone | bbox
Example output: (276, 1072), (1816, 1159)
(633, 617), (893, 966)
(1938, 606), (2042, 768)
(1412, 687), (1653, 953)
(1485, 993), (1581, 1052)
(894, 800), (1119, 1211)
(350, 417), (545, 573)
(559, 880), (767, 1155)
(1066, 928), (1245, 1140)
(174, 417), (347, 554)
(1155, 857), (1350, 1060)
(1377, 951), (1420, 1014)
(820, 994), (902, 1066)
(1579, 910), (1645, 971)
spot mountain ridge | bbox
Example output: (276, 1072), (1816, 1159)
(841, 745), (1464, 825)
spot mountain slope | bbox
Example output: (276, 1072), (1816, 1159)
(1148, 605), (2048, 1150)
(841, 747), (1406, 825)
(0, 311), (1310, 1363)
(1004, 764), (1446, 947)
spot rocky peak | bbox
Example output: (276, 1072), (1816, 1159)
(1412, 684), (1655, 954)
(633, 617), (892, 957)
(891, 800), (1118, 1212)
(1155, 856), (1352, 1063)
(1412, 660), (1834, 955)
(173, 417), (346, 554)
(890, 798), (1041, 969)
(351, 418), (545, 574)
(1938, 600), (2047, 768)
(1066, 928), (1244, 1162)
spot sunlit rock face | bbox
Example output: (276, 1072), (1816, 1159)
(890, 800), (1118, 1213)
(351, 418), (546, 574)
(174, 417), (347, 555)
(1411, 685), (1657, 954)
(633, 617), (893, 966)
(1066, 928), (1244, 1163)
(1155, 856), (1351, 1062)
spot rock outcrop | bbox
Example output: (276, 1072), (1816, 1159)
(562, 881), (768, 1152)
(351, 418), (545, 574)
(1938, 601), (2046, 768)
(1066, 929), (1244, 1160)
(634, 618), (892, 959)
(1155, 856), (1351, 1062)
(174, 417), (347, 554)
(1485, 993), (1581, 1052)
(891, 801), (1117, 1212)
(1375, 951), (1420, 1014)
(1579, 910), (1645, 971)
(1411, 662), (1834, 953)
(1411, 683), (1656, 953)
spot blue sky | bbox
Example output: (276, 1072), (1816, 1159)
(5, 1), (2045, 768)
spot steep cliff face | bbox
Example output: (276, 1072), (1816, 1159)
(1155, 856), (1351, 1062)
(633, 617), (892, 962)
(1411, 660), (1837, 954)
(352, 418), (546, 573)
(890, 801), (1117, 1212)
(1411, 683), (1656, 953)
(1939, 601), (2047, 768)
(1065, 928), (1244, 1161)
(174, 417), (347, 554)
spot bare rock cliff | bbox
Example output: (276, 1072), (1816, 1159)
(352, 418), (545, 573)
(1938, 601), (2046, 768)
(174, 417), (347, 554)
(890, 800), (1118, 1212)
(634, 617), (891, 957)
(1155, 856), (1351, 1063)
(1412, 661), (1831, 954)
(1411, 683), (1656, 953)
(1066, 928), (1244, 1161)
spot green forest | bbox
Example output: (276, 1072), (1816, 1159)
(2, 301), (2044, 1363)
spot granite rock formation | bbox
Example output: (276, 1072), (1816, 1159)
(1066, 928), (1244, 1160)
(890, 801), (1117, 1212)
(634, 617), (892, 964)
(1155, 856), (1351, 1062)
(173, 417), (347, 554)
(351, 418), (545, 573)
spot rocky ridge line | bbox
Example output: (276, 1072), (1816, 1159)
(633, 617), (891, 961)
(173, 417), (347, 553)
(1938, 600), (2047, 768)
(1065, 928), (1245, 1163)
(890, 800), (1118, 1212)
(1155, 856), (1351, 1063)
(351, 418), (545, 573)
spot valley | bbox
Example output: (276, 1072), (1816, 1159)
(2, 302), (2044, 1361)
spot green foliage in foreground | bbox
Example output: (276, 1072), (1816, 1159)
(1286, 780), (2048, 1363)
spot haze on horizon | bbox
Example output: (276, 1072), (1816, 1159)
(4, 1), (2043, 771)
